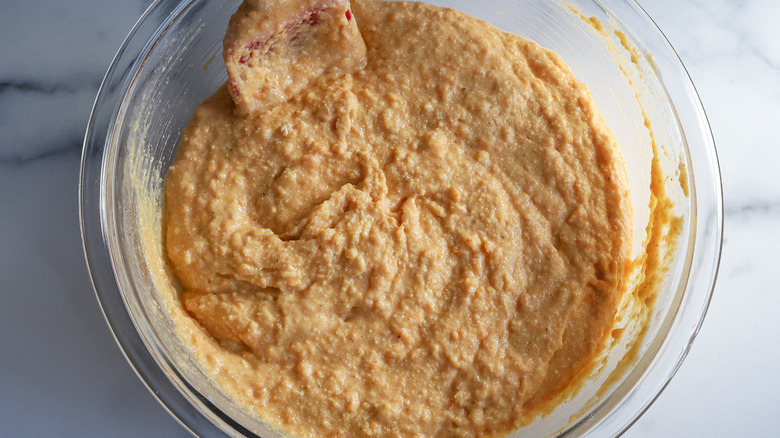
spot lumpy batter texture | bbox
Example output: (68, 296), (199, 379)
(164, 1), (632, 436)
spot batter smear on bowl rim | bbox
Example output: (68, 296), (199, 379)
(163, 0), (633, 436)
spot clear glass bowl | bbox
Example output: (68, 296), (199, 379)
(80, 0), (722, 436)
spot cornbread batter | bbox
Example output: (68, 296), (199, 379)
(164, 1), (632, 436)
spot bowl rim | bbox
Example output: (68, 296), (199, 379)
(576, 0), (723, 435)
(79, 0), (256, 435)
(79, 0), (723, 436)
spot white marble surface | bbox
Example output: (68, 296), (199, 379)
(0, 0), (776, 436)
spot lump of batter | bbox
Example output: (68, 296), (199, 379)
(164, 1), (633, 436)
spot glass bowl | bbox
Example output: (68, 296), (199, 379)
(79, 0), (722, 436)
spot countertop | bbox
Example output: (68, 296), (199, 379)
(1, 0), (777, 436)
